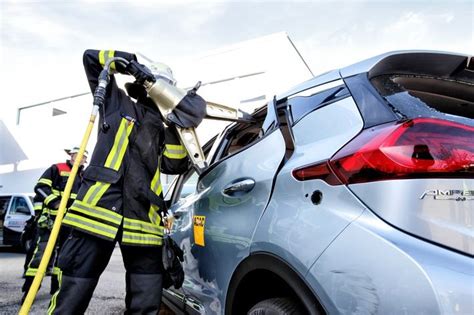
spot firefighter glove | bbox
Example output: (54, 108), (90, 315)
(125, 60), (156, 84)
(167, 92), (207, 128)
(162, 236), (184, 289)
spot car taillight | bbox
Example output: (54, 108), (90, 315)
(292, 118), (474, 184)
(330, 118), (474, 184)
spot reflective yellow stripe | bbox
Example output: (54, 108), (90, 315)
(150, 168), (162, 195)
(44, 194), (57, 205)
(70, 193), (77, 199)
(123, 218), (164, 236)
(48, 270), (62, 314)
(26, 236), (41, 273)
(99, 50), (105, 66)
(164, 144), (187, 159)
(105, 118), (134, 170)
(47, 208), (58, 216)
(34, 202), (43, 211)
(62, 213), (118, 239)
(60, 171), (70, 176)
(52, 266), (61, 275)
(25, 268), (38, 276)
(148, 205), (161, 225)
(108, 50), (115, 71)
(82, 117), (133, 206)
(99, 50), (116, 69)
(70, 200), (122, 225)
(51, 189), (62, 196)
(38, 178), (52, 186)
(84, 182), (111, 206)
(122, 231), (162, 246)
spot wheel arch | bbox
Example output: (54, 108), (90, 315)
(225, 252), (326, 315)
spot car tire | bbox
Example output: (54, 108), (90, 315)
(247, 297), (305, 315)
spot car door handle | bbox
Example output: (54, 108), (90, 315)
(222, 178), (256, 196)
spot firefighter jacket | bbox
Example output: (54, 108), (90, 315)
(34, 161), (83, 228)
(62, 49), (189, 247)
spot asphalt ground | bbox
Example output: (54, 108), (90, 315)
(0, 245), (126, 314)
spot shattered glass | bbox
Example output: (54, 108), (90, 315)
(372, 75), (474, 127)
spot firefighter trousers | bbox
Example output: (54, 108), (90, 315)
(22, 226), (64, 300)
(48, 229), (164, 315)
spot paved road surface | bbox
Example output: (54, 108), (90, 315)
(0, 245), (126, 314)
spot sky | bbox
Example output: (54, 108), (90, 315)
(0, 0), (473, 124)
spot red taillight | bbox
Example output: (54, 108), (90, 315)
(292, 161), (341, 184)
(330, 118), (474, 184)
(292, 118), (474, 184)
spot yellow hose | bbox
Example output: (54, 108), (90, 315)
(19, 108), (98, 315)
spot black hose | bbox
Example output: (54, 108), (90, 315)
(94, 57), (131, 132)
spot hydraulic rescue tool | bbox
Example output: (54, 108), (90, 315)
(143, 68), (254, 170)
(20, 56), (254, 313)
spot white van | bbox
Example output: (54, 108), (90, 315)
(0, 193), (34, 251)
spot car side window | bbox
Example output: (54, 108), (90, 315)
(288, 85), (349, 125)
(176, 171), (199, 201)
(10, 197), (30, 215)
(216, 111), (268, 161)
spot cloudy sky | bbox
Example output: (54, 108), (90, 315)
(0, 0), (473, 123)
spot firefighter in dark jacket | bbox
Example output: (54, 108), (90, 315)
(22, 148), (86, 302)
(48, 49), (206, 314)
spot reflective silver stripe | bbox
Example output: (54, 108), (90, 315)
(122, 231), (162, 246)
(38, 178), (52, 186)
(148, 205), (161, 225)
(62, 213), (118, 239)
(84, 182), (109, 205)
(151, 174), (161, 194)
(70, 201), (122, 225)
(165, 147), (186, 155)
(45, 194), (57, 204)
(109, 120), (129, 169)
(123, 218), (163, 236)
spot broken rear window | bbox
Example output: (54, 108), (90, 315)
(371, 75), (474, 127)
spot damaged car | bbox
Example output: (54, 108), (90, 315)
(162, 51), (473, 314)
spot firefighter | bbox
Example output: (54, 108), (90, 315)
(48, 49), (206, 314)
(22, 147), (87, 302)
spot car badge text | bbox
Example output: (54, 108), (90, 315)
(420, 189), (474, 201)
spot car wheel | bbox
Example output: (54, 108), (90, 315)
(247, 297), (305, 315)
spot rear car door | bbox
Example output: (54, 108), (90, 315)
(166, 106), (288, 313)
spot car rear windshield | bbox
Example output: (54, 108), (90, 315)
(371, 75), (474, 127)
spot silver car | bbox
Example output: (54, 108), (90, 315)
(162, 51), (473, 314)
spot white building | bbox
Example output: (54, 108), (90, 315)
(0, 32), (313, 194)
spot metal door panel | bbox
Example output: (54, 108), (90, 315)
(169, 129), (286, 313)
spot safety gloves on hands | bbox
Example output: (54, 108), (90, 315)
(126, 60), (156, 85)
(168, 91), (207, 129)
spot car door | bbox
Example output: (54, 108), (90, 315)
(3, 195), (33, 245)
(0, 196), (12, 245)
(167, 104), (287, 313)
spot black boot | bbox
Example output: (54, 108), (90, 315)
(21, 276), (34, 304)
(125, 273), (163, 315)
(48, 275), (99, 315)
